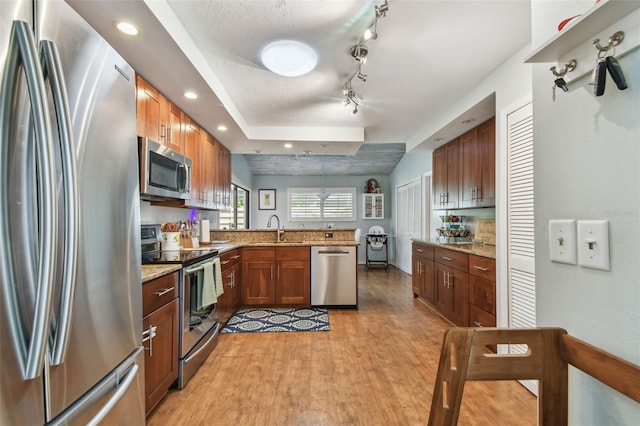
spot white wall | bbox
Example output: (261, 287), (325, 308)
(531, 1), (640, 424)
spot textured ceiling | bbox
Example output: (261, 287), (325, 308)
(245, 143), (406, 176)
(67, 0), (531, 176)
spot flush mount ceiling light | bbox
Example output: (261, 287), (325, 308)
(341, 0), (389, 114)
(261, 40), (318, 77)
(284, 143), (293, 149)
(217, 125), (228, 132)
(115, 21), (138, 36)
(183, 91), (198, 99)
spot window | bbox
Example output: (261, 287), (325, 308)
(219, 184), (249, 229)
(288, 187), (356, 222)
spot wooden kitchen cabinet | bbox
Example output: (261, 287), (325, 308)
(459, 118), (495, 208)
(468, 254), (496, 328)
(434, 261), (468, 327)
(136, 74), (184, 153)
(142, 272), (179, 415)
(412, 242), (435, 304)
(218, 249), (241, 324)
(432, 139), (459, 209)
(241, 247), (310, 306)
(137, 76), (232, 211)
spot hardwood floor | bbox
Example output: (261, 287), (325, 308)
(147, 266), (536, 425)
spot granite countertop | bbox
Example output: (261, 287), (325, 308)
(412, 238), (496, 259)
(141, 264), (182, 283)
(141, 240), (358, 282)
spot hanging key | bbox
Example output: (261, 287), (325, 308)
(605, 56), (628, 90)
(554, 77), (569, 93)
(594, 59), (607, 96)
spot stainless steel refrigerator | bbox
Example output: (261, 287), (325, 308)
(0, 0), (145, 424)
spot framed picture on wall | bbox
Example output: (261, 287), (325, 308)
(258, 189), (276, 210)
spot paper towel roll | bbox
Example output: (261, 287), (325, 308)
(200, 220), (210, 243)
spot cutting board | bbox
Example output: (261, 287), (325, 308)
(475, 220), (496, 245)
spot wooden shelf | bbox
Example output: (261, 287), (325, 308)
(525, 0), (640, 63)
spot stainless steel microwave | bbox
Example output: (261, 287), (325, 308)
(139, 137), (191, 200)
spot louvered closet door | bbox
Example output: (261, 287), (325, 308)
(507, 102), (537, 395)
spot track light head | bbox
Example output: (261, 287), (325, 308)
(375, 1), (389, 18)
(352, 105), (358, 115)
(350, 44), (368, 62)
(357, 72), (367, 82)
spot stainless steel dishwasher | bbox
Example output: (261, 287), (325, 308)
(311, 246), (357, 307)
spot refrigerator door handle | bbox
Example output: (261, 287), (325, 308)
(85, 364), (140, 426)
(0, 20), (57, 381)
(39, 39), (79, 366)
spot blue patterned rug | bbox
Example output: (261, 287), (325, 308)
(221, 307), (330, 333)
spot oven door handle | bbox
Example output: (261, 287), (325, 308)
(184, 322), (220, 364)
(184, 259), (216, 275)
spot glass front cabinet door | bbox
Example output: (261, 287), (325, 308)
(363, 193), (384, 219)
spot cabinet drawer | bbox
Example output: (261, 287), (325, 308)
(276, 246), (310, 261)
(434, 247), (468, 271)
(412, 243), (434, 260)
(469, 275), (496, 315)
(469, 254), (496, 281)
(220, 249), (241, 271)
(469, 303), (496, 328)
(241, 247), (275, 261)
(143, 272), (179, 317)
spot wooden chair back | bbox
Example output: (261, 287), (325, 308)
(428, 327), (640, 425)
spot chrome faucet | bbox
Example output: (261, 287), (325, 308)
(266, 214), (283, 242)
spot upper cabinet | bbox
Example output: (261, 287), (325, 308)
(363, 193), (384, 219)
(433, 139), (459, 209)
(136, 75), (184, 153)
(433, 118), (495, 209)
(459, 118), (495, 208)
(136, 75), (231, 211)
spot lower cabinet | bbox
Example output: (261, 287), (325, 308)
(218, 249), (241, 324)
(241, 246), (310, 306)
(142, 272), (179, 415)
(468, 254), (496, 327)
(413, 242), (496, 329)
(412, 242), (435, 304)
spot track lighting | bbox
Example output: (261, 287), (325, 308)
(350, 44), (368, 62)
(375, 2), (389, 18)
(340, 0), (388, 114)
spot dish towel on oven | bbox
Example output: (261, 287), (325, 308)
(200, 261), (217, 308)
(214, 257), (224, 297)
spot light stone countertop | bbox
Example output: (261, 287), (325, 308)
(141, 264), (182, 283)
(141, 240), (359, 283)
(412, 239), (496, 259)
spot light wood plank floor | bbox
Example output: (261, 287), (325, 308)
(148, 266), (537, 425)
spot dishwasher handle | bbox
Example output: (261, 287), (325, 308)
(317, 250), (351, 255)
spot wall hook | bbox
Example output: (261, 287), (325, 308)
(550, 59), (577, 77)
(593, 31), (624, 52)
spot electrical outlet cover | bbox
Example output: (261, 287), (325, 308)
(549, 219), (577, 264)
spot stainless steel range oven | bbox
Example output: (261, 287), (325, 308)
(141, 224), (220, 389)
(179, 256), (220, 388)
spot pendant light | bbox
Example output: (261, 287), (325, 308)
(316, 156), (331, 201)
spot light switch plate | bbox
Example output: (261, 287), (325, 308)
(578, 220), (610, 271)
(549, 219), (577, 264)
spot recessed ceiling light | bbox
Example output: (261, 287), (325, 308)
(461, 118), (476, 124)
(115, 22), (138, 36)
(183, 91), (198, 100)
(255, 149), (262, 154)
(320, 144), (329, 148)
(284, 143), (293, 149)
(433, 137), (444, 142)
(217, 125), (228, 132)
(261, 40), (318, 77)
